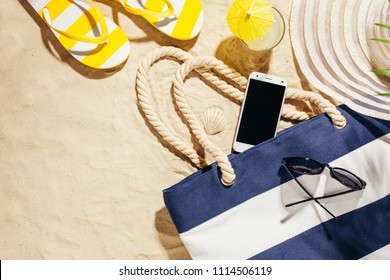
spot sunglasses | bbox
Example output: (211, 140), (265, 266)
(282, 157), (366, 219)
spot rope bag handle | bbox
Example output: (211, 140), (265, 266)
(136, 47), (347, 186)
(136, 46), (248, 169)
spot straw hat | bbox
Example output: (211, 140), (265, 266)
(290, 0), (390, 120)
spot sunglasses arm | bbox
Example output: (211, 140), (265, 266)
(283, 163), (337, 219)
(285, 188), (359, 207)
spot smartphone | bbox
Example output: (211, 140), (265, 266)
(233, 72), (287, 153)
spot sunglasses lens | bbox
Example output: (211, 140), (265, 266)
(284, 157), (323, 175)
(332, 168), (366, 190)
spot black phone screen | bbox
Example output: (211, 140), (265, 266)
(236, 79), (286, 145)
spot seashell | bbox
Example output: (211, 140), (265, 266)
(201, 107), (226, 135)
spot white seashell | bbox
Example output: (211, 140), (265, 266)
(201, 107), (226, 135)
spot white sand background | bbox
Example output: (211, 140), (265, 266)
(0, 0), (327, 259)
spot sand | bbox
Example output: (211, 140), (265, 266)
(0, 0), (326, 259)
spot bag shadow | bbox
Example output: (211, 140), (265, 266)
(155, 207), (192, 260)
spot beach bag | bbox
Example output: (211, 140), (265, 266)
(137, 47), (390, 260)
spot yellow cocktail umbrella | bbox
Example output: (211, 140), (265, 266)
(227, 0), (274, 40)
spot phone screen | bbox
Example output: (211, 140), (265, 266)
(236, 79), (286, 145)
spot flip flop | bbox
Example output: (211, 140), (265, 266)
(117, 0), (204, 40)
(27, 0), (131, 69)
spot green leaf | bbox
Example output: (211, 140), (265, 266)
(375, 23), (390, 30)
(370, 38), (390, 44)
(372, 69), (390, 77)
(372, 21), (390, 97)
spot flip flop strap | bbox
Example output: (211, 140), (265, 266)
(42, 0), (109, 44)
(122, 0), (174, 18)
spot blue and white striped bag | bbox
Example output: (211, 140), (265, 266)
(163, 105), (390, 260)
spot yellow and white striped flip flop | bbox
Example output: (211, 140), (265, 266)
(118, 0), (203, 40)
(27, 0), (131, 69)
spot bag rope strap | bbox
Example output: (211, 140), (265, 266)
(286, 90), (347, 128)
(136, 47), (347, 186)
(173, 56), (238, 185)
(136, 46), (248, 168)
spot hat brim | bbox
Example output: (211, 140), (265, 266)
(290, 0), (390, 120)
